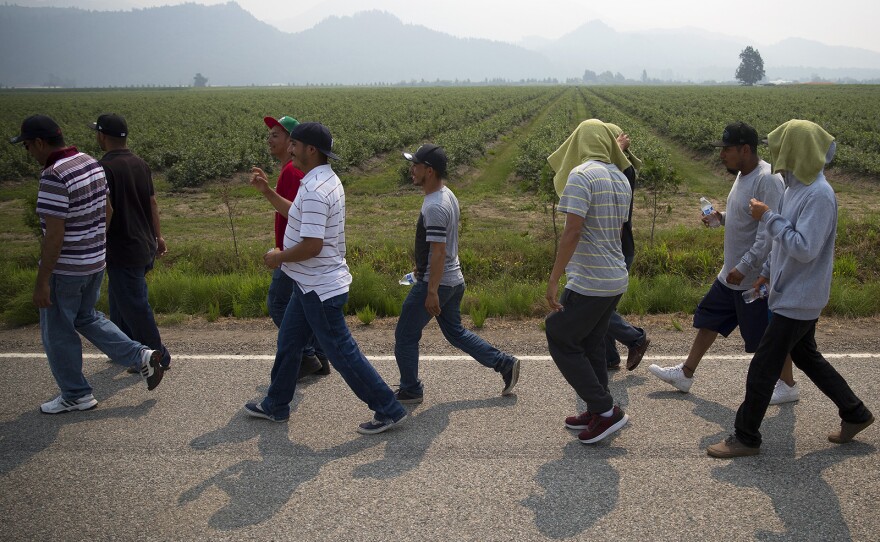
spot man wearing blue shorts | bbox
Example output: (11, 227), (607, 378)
(648, 122), (796, 403)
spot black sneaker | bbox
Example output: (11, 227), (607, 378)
(357, 413), (407, 435)
(315, 353), (331, 375)
(298, 354), (323, 380)
(138, 349), (164, 391)
(243, 402), (289, 422)
(502, 358), (521, 396)
(395, 389), (424, 405)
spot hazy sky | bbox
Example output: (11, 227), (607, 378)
(16, 0), (880, 52)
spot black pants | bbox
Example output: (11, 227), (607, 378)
(734, 314), (871, 447)
(546, 290), (621, 414)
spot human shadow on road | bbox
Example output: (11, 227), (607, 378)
(0, 362), (156, 475)
(522, 371), (639, 539)
(182, 383), (518, 530)
(684, 393), (874, 541)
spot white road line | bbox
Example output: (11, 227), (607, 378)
(0, 353), (876, 361)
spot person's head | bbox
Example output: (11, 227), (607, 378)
(287, 122), (338, 173)
(263, 115), (298, 162)
(403, 143), (447, 188)
(9, 115), (65, 166)
(90, 113), (128, 151)
(711, 121), (759, 175)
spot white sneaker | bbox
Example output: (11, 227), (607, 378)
(648, 363), (694, 393)
(138, 349), (164, 391)
(41, 394), (98, 414)
(769, 380), (800, 405)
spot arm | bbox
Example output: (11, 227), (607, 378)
(751, 193), (836, 263)
(250, 167), (292, 216)
(33, 216), (65, 307)
(734, 175), (783, 277)
(425, 241), (446, 316)
(546, 212), (585, 311)
(264, 237), (323, 268)
(150, 195), (167, 257)
(106, 198), (113, 230)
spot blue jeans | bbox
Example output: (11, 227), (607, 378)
(40, 271), (146, 400)
(734, 314), (871, 447)
(545, 290), (621, 414)
(107, 264), (170, 367)
(262, 287), (405, 422)
(267, 268), (321, 358)
(604, 312), (646, 365)
(394, 281), (516, 395)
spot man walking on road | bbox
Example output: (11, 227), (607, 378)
(707, 119), (874, 457)
(648, 122), (798, 404)
(245, 122), (407, 434)
(545, 119), (633, 444)
(92, 113), (171, 371)
(11, 115), (163, 414)
(393, 143), (520, 405)
(250, 114), (329, 380)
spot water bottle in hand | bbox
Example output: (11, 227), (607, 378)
(700, 197), (720, 228)
(742, 284), (768, 303)
(399, 272), (416, 286)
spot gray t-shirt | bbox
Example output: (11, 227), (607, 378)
(414, 185), (464, 287)
(718, 160), (784, 290)
(558, 161), (631, 297)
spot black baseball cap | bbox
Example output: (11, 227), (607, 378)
(289, 122), (339, 160)
(89, 113), (128, 137)
(9, 115), (62, 144)
(711, 121), (759, 147)
(403, 143), (447, 176)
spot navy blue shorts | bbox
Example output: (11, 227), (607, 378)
(692, 279), (769, 353)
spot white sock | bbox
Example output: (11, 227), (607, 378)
(600, 408), (615, 418)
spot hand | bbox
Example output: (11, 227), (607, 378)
(616, 133), (630, 152)
(749, 198), (769, 220)
(546, 281), (563, 312)
(726, 268), (745, 285)
(701, 210), (721, 226)
(156, 236), (167, 258)
(263, 248), (281, 269)
(33, 282), (51, 308)
(425, 291), (441, 317)
(250, 166), (270, 194)
(753, 276), (769, 290)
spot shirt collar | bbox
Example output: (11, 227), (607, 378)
(44, 146), (78, 168)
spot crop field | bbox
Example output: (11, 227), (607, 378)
(1, 85), (879, 325)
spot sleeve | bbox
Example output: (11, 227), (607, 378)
(558, 169), (593, 219)
(735, 173), (784, 274)
(297, 190), (329, 240)
(761, 191), (836, 263)
(35, 172), (70, 219)
(423, 202), (450, 244)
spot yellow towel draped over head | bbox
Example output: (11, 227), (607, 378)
(547, 119), (632, 197)
(767, 119), (835, 186)
(604, 122), (643, 172)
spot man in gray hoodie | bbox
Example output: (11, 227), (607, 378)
(707, 120), (874, 458)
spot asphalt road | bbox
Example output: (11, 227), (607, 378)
(1, 336), (878, 541)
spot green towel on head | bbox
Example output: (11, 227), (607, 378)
(547, 119), (632, 197)
(768, 119), (835, 185)
(605, 122), (643, 172)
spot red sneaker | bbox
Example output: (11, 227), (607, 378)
(564, 411), (594, 430)
(578, 406), (628, 444)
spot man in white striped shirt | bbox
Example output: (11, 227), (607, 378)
(245, 122), (407, 434)
(10, 115), (163, 414)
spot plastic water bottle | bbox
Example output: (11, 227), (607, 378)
(742, 284), (769, 303)
(399, 272), (416, 286)
(700, 197), (720, 228)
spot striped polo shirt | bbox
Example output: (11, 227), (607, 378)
(558, 160), (632, 297)
(281, 164), (352, 301)
(36, 149), (108, 276)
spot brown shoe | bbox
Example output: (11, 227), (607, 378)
(626, 337), (650, 371)
(707, 435), (760, 458)
(828, 414), (874, 444)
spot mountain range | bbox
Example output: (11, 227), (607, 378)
(1, 2), (878, 87)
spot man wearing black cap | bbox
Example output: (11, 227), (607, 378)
(92, 113), (171, 371)
(246, 122), (407, 434)
(393, 143), (520, 405)
(10, 115), (164, 414)
(648, 121), (795, 403)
